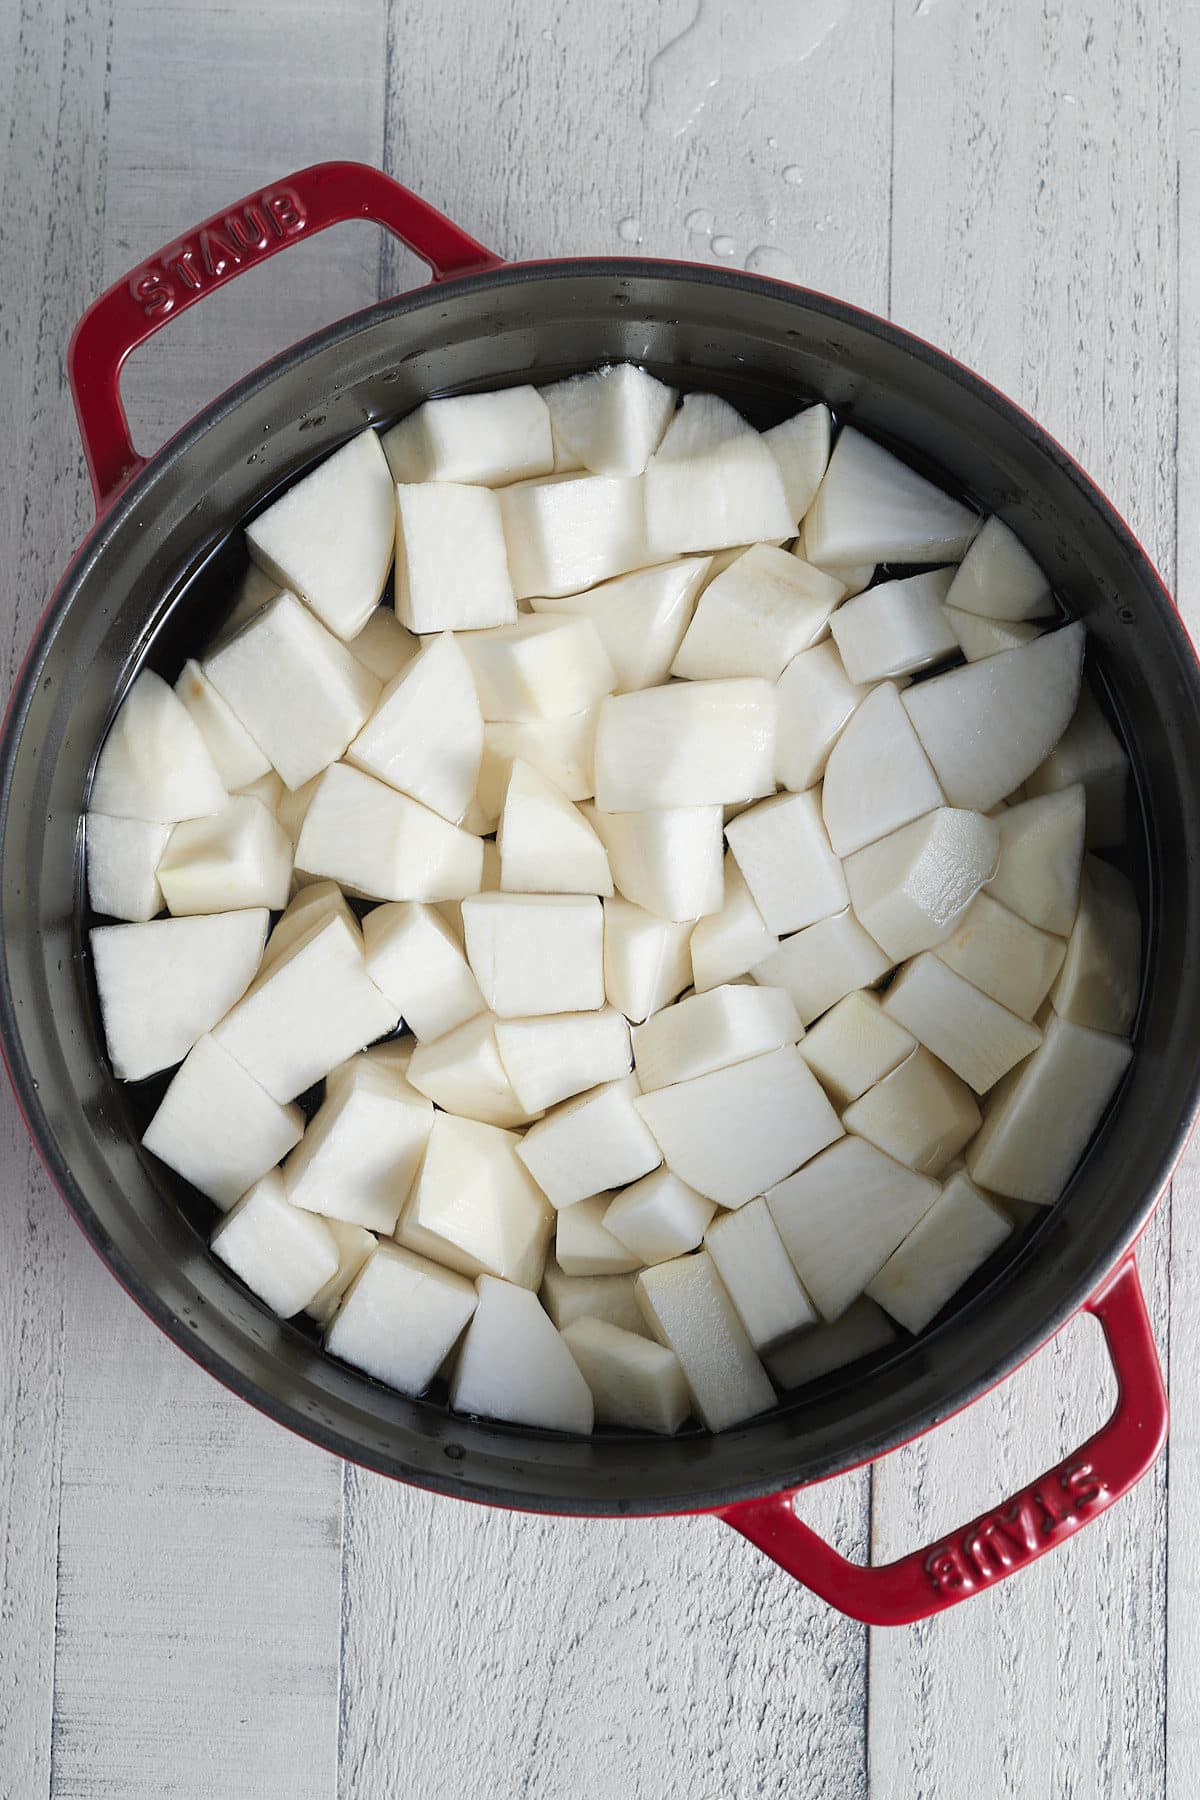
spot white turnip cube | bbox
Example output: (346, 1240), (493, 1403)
(494, 1009), (632, 1113)
(211, 1171), (339, 1317)
(362, 901), (484, 1041)
(382, 386), (553, 486)
(295, 763), (483, 902)
(688, 855), (776, 993)
(798, 990), (916, 1106)
(821, 682), (944, 857)
(478, 710), (598, 825)
(347, 631), (482, 824)
(632, 984), (802, 1092)
(324, 1240), (478, 1393)
(726, 790), (848, 935)
(775, 640), (869, 793)
(751, 908), (892, 1026)
(943, 516), (1052, 621)
(866, 1171), (1013, 1334)
(529, 557), (708, 693)
(538, 365), (677, 476)
(142, 1035), (303, 1208)
(944, 608), (1041, 661)
(499, 472), (649, 598)
(556, 1193), (642, 1276)
(765, 1295), (896, 1389)
(937, 891), (1065, 1020)
(602, 897), (694, 1024)
(1051, 856), (1141, 1035)
(283, 1052), (434, 1232)
(460, 614), (617, 722)
(157, 796), (292, 916)
(587, 802), (722, 921)
(844, 808), (1000, 962)
(764, 403), (832, 523)
(406, 1013), (542, 1129)
(705, 1197), (819, 1351)
(394, 481), (516, 632)
(643, 394), (794, 556)
(635, 1251), (775, 1432)
(843, 1047), (980, 1177)
(803, 427), (980, 566)
(91, 669), (226, 822)
(593, 678), (777, 810)
(349, 606), (419, 682)
(517, 1075), (662, 1209)
(305, 1219), (376, 1328)
(397, 1114), (554, 1289)
(86, 814), (172, 921)
(539, 1256), (647, 1335)
(1025, 685), (1129, 848)
(561, 1316), (689, 1434)
(174, 658), (272, 790)
(882, 953), (1043, 1094)
(276, 771), (322, 847)
(462, 893), (604, 1018)
(603, 1169), (714, 1266)
(671, 544), (845, 681)
(451, 1275), (594, 1433)
(794, 520), (876, 598)
(829, 569), (958, 683)
(985, 785), (1086, 935)
(261, 881), (356, 975)
(499, 762), (612, 895)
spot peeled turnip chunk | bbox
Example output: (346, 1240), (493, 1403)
(349, 607), (419, 682)
(362, 902), (483, 1041)
(764, 1295), (895, 1389)
(529, 558), (708, 692)
(751, 908), (892, 1026)
(937, 891), (1065, 1020)
(688, 854), (776, 992)
(91, 669), (226, 823)
(517, 1075), (662, 1209)
(798, 990), (916, 1106)
(1050, 856), (1141, 1035)
(175, 658), (272, 789)
(671, 544), (844, 681)
(462, 614), (617, 723)
(324, 1241), (478, 1394)
(775, 641), (869, 794)
(382, 386), (553, 487)
(842, 1046), (980, 1177)
(500, 472), (649, 598)
(142, 1035), (303, 1208)
(706, 1197), (819, 1350)
(305, 1220), (376, 1327)
(261, 882), (357, 975)
(296, 764), (483, 902)
(635, 1250), (775, 1432)
(85, 815), (172, 921)
(538, 365), (677, 476)
(211, 1171), (338, 1317)
(632, 984), (802, 1092)
(829, 569), (958, 684)
(561, 1317), (689, 1434)
(726, 790), (848, 935)
(803, 427), (979, 567)
(462, 892), (604, 1018)
(499, 763), (612, 895)
(603, 1169), (715, 1266)
(495, 1008), (632, 1113)
(602, 897), (694, 1023)
(984, 785), (1086, 934)
(882, 953), (1043, 1094)
(644, 393), (794, 557)
(844, 807), (999, 962)
(944, 608), (1041, 662)
(556, 1193), (642, 1277)
(539, 1256), (647, 1335)
(794, 520), (875, 597)
(587, 802), (722, 921)
(478, 711), (598, 826)
(1025, 684), (1129, 848)
(394, 481), (517, 632)
(397, 1114), (553, 1289)
(821, 682), (944, 858)
(158, 796), (292, 916)
(866, 1171), (1013, 1334)
(451, 1276), (594, 1434)
(283, 1052), (433, 1233)
(764, 403), (832, 523)
(943, 515), (1052, 621)
(347, 631), (482, 824)
(406, 1013), (543, 1129)
(594, 678), (776, 810)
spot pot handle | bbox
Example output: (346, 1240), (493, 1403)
(67, 159), (502, 511)
(720, 1254), (1166, 1626)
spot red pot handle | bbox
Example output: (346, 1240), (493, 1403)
(721, 1254), (1166, 1626)
(67, 159), (502, 512)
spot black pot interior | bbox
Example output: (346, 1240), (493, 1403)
(3, 261), (1198, 1514)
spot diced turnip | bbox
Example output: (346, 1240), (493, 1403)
(943, 515), (1052, 621)
(603, 1168), (715, 1266)
(361, 901), (484, 1041)
(803, 427), (980, 567)
(829, 569), (959, 684)
(882, 953), (1042, 1093)
(767, 1136), (941, 1322)
(844, 807), (999, 962)
(324, 1240), (478, 1392)
(775, 641), (868, 794)
(499, 472), (649, 598)
(295, 764), (483, 902)
(349, 606), (419, 682)
(236, 769), (285, 810)
(842, 1046), (980, 1177)
(865, 1171), (1013, 1333)
(142, 1034), (303, 1207)
(499, 762), (612, 895)
(494, 1009), (631, 1114)
(587, 802), (722, 921)
(764, 1295), (896, 1389)
(706, 1197), (819, 1349)
(261, 881), (356, 974)
(91, 669), (227, 822)
(157, 796), (292, 916)
(541, 388), (587, 472)
(985, 785), (1086, 935)
(901, 623), (1085, 812)
(461, 615), (617, 723)
(670, 544), (844, 681)
(634, 1044), (842, 1207)
(365, 1036), (416, 1080)
(643, 393), (794, 556)
(556, 1193), (642, 1276)
(602, 897), (694, 1023)
(944, 607), (1041, 662)
(382, 386), (553, 487)
(275, 771), (322, 847)
(966, 1011), (1132, 1203)
(211, 1170), (339, 1316)
(517, 1075), (662, 1209)
(726, 789), (848, 935)
(764, 404), (833, 523)
(632, 983), (802, 1091)
(539, 1256), (647, 1335)
(798, 989), (916, 1106)
(937, 891), (1065, 1020)
(751, 908), (892, 1026)
(204, 592), (381, 790)
(174, 658), (272, 790)
(394, 481), (517, 632)
(477, 711), (598, 827)
(1051, 856), (1141, 1035)
(1025, 684), (1129, 848)
(85, 814), (172, 921)
(560, 1317), (689, 1434)
(821, 682), (944, 858)
(305, 1219), (376, 1327)
(794, 520), (875, 598)
(406, 1013), (543, 1128)
(537, 365), (677, 476)
(397, 1113), (553, 1288)
(688, 855), (775, 993)
(593, 679), (777, 810)
(347, 632), (482, 824)
(529, 557), (709, 693)
(283, 1052), (434, 1232)
(462, 892), (602, 1018)
(451, 1275), (594, 1433)
(213, 911), (399, 1102)
(635, 1251), (775, 1432)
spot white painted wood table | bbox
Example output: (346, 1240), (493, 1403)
(0, 1), (1193, 1794)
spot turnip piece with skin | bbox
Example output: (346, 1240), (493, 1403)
(751, 908), (892, 1026)
(462, 892), (604, 1018)
(517, 1075), (663, 1209)
(767, 1137), (941, 1322)
(603, 1168), (715, 1266)
(295, 764), (483, 902)
(349, 606), (419, 682)
(586, 802), (722, 920)
(382, 386), (553, 486)
(602, 897), (694, 1023)
(844, 807), (1000, 962)
(802, 426), (980, 567)
(451, 1276), (594, 1434)
(539, 1257), (647, 1336)
(494, 1009), (632, 1113)
(670, 544), (844, 681)
(842, 1046), (980, 1177)
(211, 1171), (339, 1318)
(643, 393), (795, 556)
(937, 891), (1066, 1020)
(765, 1296), (896, 1389)
(688, 854), (776, 993)
(798, 990), (916, 1107)
(882, 953), (1043, 1094)
(632, 983), (802, 1092)
(764, 403), (833, 523)
(305, 1220), (376, 1328)
(203, 592), (381, 790)
(561, 1317), (690, 1435)
(706, 1197), (820, 1350)
(984, 785), (1086, 935)
(829, 569), (959, 684)
(91, 909), (268, 1081)
(635, 1250), (775, 1432)
(324, 1241), (478, 1395)
(944, 608), (1041, 662)
(821, 682), (945, 858)
(943, 514), (1053, 621)
(726, 789), (849, 935)
(499, 472), (649, 598)
(283, 1053), (434, 1233)
(396, 1114), (554, 1289)
(85, 815), (172, 921)
(866, 1171), (1013, 1334)
(142, 1034), (303, 1208)
(347, 631), (483, 824)
(245, 429), (395, 640)
(157, 796), (292, 916)
(538, 364), (677, 476)
(966, 1011), (1132, 1204)
(1025, 684), (1129, 848)
(634, 1044), (843, 1208)
(499, 763), (612, 895)
(461, 614), (617, 722)
(174, 658), (272, 790)
(1051, 856), (1141, 1035)
(261, 881), (357, 974)
(406, 1013), (544, 1129)
(91, 669), (226, 823)
(362, 901), (484, 1041)
(556, 1193), (643, 1276)
(593, 678), (777, 810)
(529, 557), (709, 693)
(774, 641), (869, 794)
(901, 623), (1085, 813)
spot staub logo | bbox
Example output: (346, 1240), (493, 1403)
(128, 187), (307, 317)
(924, 1459), (1108, 1594)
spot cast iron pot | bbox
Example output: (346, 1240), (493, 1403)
(1, 162), (1193, 1627)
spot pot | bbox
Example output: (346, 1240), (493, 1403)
(2, 161), (1193, 1627)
